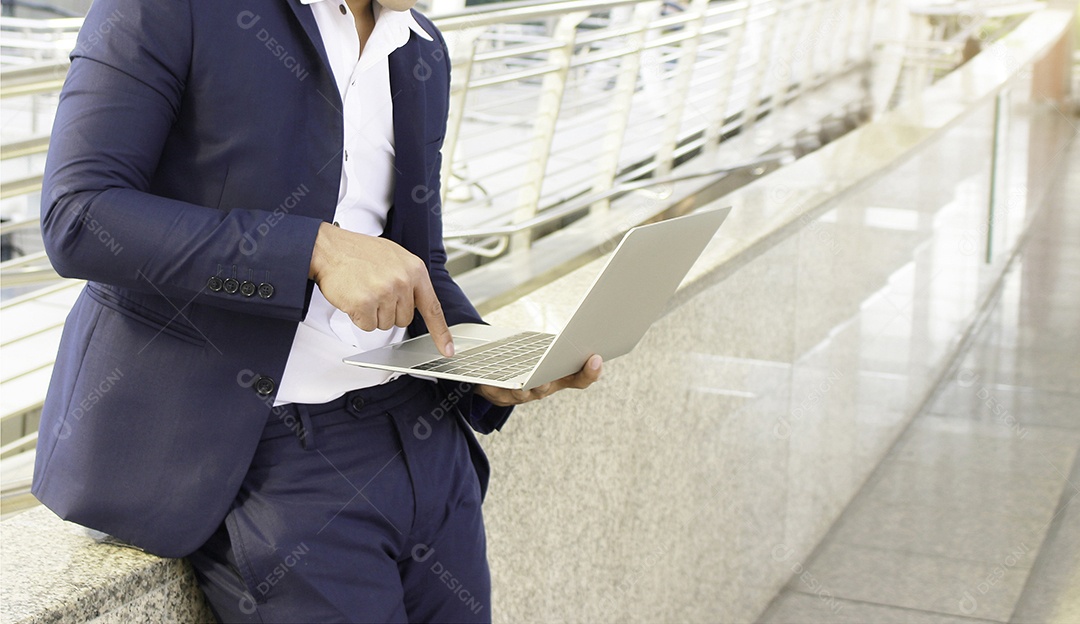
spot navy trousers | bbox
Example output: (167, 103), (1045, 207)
(188, 376), (491, 623)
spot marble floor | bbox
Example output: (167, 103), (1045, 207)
(757, 136), (1080, 624)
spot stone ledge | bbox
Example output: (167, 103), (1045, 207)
(0, 506), (213, 624)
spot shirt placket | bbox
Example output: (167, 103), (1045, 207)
(328, 11), (367, 347)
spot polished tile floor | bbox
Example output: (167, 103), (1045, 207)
(758, 136), (1080, 624)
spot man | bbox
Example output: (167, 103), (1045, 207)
(33, 0), (601, 621)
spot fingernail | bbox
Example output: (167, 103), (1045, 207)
(589, 356), (602, 370)
(446, 341), (455, 357)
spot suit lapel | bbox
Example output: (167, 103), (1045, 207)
(283, 0), (335, 83)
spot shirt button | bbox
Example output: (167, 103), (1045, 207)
(350, 395), (365, 411)
(254, 376), (275, 397)
(339, 4), (347, 14)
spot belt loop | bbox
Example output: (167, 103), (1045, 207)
(295, 404), (315, 451)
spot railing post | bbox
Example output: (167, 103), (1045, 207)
(440, 27), (484, 209)
(767, 0), (810, 112)
(794, 0), (826, 95)
(589, 1), (660, 214)
(705, 0), (753, 151)
(835, 0), (859, 68)
(739, 0), (785, 147)
(903, 10), (933, 98)
(511, 10), (589, 251)
(652, 0), (710, 177)
(855, 0), (881, 65)
(824, 0), (853, 82)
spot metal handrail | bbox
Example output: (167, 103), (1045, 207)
(1, 314), (66, 348)
(0, 250), (48, 269)
(0, 60), (69, 98)
(0, 173), (43, 199)
(0, 135), (49, 160)
(0, 0), (879, 279)
(435, 0), (644, 29)
(0, 432), (37, 457)
(0, 216), (40, 235)
(0, 16), (83, 29)
(0, 280), (80, 309)
(445, 152), (787, 239)
(0, 268), (61, 287)
(0, 251), (60, 285)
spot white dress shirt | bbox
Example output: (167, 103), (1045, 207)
(275, 0), (435, 406)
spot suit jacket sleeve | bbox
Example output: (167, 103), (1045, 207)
(40, 0), (322, 322)
(408, 19), (514, 434)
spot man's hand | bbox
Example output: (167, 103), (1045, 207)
(475, 354), (603, 407)
(309, 222), (455, 357)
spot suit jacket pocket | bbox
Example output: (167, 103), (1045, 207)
(86, 282), (207, 347)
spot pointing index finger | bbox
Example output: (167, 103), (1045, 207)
(414, 276), (454, 358)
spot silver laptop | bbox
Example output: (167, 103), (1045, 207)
(344, 207), (731, 390)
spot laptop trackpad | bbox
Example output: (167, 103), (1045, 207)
(393, 334), (489, 355)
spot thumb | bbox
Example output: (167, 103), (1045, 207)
(414, 276), (454, 358)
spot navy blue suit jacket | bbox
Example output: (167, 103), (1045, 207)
(33, 0), (510, 558)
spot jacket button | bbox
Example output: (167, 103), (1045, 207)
(223, 278), (239, 294)
(254, 376), (275, 396)
(350, 395), (365, 411)
(239, 281), (256, 297)
(207, 276), (224, 292)
(257, 283), (275, 299)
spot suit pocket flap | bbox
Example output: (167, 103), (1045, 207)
(86, 282), (206, 346)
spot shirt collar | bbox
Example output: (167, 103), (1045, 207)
(300, 0), (434, 42)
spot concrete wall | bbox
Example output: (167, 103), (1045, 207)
(476, 10), (1076, 622)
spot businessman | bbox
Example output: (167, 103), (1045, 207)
(33, 0), (601, 621)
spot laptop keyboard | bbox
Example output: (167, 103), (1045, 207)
(412, 331), (555, 381)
